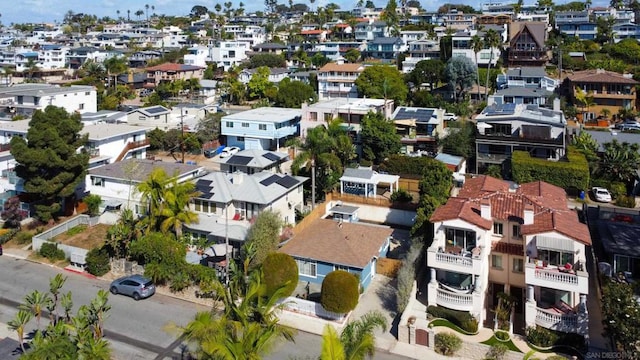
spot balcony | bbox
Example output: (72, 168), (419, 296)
(427, 246), (485, 275)
(476, 153), (510, 163)
(535, 307), (580, 333)
(435, 287), (474, 312)
(115, 139), (150, 162)
(476, 133), (564, 146)
(525, 263), (589, 294)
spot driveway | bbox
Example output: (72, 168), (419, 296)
(351, 275), (399, 343)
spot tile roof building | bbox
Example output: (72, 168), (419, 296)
(427, 175), (590, 336)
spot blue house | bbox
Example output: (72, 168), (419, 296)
(279, 218), (392, 290)
(221, 108), (301, 150)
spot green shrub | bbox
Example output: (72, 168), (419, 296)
(427, 305), (479, 333)
(85, 247), (111, 276)
(83, 194), (102, 216)
(262, 253), (298, 298)
(14, 230), (34, 245)
(434, 332), (462, 356)
(39, 242), (66, 261)
(486, 343), (509, 360)
(397, 242), (423, 313)
(526, 326), (558, 348)
(0, 228), (18, 244)
(615, 195), (636, 208)
(360, 159), (372, 167)
(609, 182), (627, 199)
(66, 225), (87, 237)
(495, 330), (510, 341)
(512, 147), (589, 191)
(390, 188), (414, 203)
(188, 263), (217, 285)
(169, 271), (191, 292)
(321, 270), (359, 314)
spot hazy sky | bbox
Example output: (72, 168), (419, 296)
(1, 0), (611, 25)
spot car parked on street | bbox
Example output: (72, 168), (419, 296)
(110, 275), (156, 301)
(444, 113), (459, 121)
(219, 146), (240, 158)
(592, 187), (612, 203)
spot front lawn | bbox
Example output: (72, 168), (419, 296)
(52, 223), (109, 250)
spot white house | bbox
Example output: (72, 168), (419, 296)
(221, 107), (301, 151)
(0, 84), (97, 116)
(126, 105), (174, 130)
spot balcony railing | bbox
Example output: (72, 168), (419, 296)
(525, 263), (589, 294)
(535, 307), (579, 333)
(436, 287), (473, 311)
(534, 267), (578, 285)
(476, 153), (510, 162)
(476, 133), (564, 146)
(427, 246), (484, 275)
(434, 252), (473, 267)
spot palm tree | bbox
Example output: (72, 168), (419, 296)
(21, 289), (51, 329)
(470, 35), (483, 101)
(127, 9), (131, 22)
(60, 291), (74, 323)
(145, 4), (150, 25)
(136, 167), (169, 232)
(320, 311), (388, 360)
(48, 274), (67, 324)
(135, 9), (144, 22)
(483, 29), (501, 99)
(597, 140), (640, 184)
(159, 178), (200, 238)
(8, 310), (32, 353)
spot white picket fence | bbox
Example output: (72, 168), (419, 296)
(32, 215), (100, 265)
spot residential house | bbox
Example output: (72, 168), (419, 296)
(475, 103), (567, 173)
(66, 46), (104, 70)
(613, 23), (640, 42)
(238, 68), (290, 84)
(128, 50), (163, 68)
(117, 71), (152, 92)
(14, 51), (39, 73)
(183, 45), (210, 67)
(300, 29), (331, 42)
(338, 167), (400, 198)
(311, 42), (364, 61)
(508, 22), (549, 67)
(207, 40), (252, 71)
(0, 84), (97, 116)
(555, 11), (596, 40)
(402, 39), (440, 74)
(428, 175), (590, 335)
(591, 7), (634, 24)
(477, 14), (512, 27)
(222, 24), (266, 46)
(452, 27), (504, 67)
(185, 170), (306, 250)
(352, 7), (383, 20)
(126, 105), (173, 130)
(441, 10), (477, 31)
(280, 218), (392, 290)
(492, 67), (558, 106)
(145, 63), (204, 85)
(252, 42), (289, 55)
(562, 69), (639, 120)
(354, 20), (389, 41)
(593, 206), (640, 280)
(37, 44), (69, 69)
(221, 107), (301, 151)
(366, 37), (407, 60)
(216, 149), (288, 174)
(317, 60), (365, 100)
(86, 159), (204, 216)
(392, 106), (445, 154)
(400, 30), (430, 44)
(434, 153), (467, 184)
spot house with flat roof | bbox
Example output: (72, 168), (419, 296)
(216, 149), (288, 174)
(86, 159), (205, 215)
(126, 105), (173, 130)
(280, 218), (392, 290)
(339, 166), (400, 198)
(0, 84), (97, 116)
(145, 63), (204, 85)
(317, 60), (365, 100)
(392, 106), (445, 155)
(475, 103), (567, 173)
(221, 107), (301, 151)
(428, 175), (590, 335)
(595, 206), (640, 280)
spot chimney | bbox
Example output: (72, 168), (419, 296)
(480, 199), (492, 220)
(553, 98), (561, 112)
(524, 204), (534, 225)
(232, 171), (243, 185)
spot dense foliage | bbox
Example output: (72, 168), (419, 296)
(39, 242), (66, 261)
(262, 252), (298, 298)
(428, 306), (479, 333)
(445, 56), (476, 102)
(601, 280), (640, 357)
(411, 160), (453, 240)
(360, 112), (402, 164)
(274, 78), (317, 108)
(85, 247), (111, 276)
(10, 106), (90, 221)
(434, 332), (463, 356)
(396, 241), (423, 313)
(355, 65), (408, 104)
(511, 147), (589, 191)
(320, 270), (360, 314)
(244, 210), (283, 268)
(1, 196), (26, 228)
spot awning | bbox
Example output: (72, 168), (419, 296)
(203, 244), (233, 257)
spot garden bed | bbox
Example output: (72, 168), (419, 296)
(428, 318), (479, 336)
(51, 224), (109, 250)
(480, 335), (522, 353)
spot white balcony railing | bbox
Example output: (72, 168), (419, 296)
(525, 263), (589, 294)
(534, 268), (578, 284)
(435, 252), (473, 267)
(436, 288), (473, 311)
(427, 246), (485, 275)
(535, 307), (579, 333)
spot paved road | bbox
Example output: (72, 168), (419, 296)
(0, 256), (409, 359)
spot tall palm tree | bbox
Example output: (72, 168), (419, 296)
(127, 9), (131, 22)
(320, 310), (388, 360)
(136, 167), (169, 232)
(8, 310), (32, 353)
(116, 10), (120, 21)
(470, 35), (483, 101)
(597, 140), (640, 184)
(483, 29), (501, 99)
(135, 9), (144, 22)
(21, 289), (51, 329)
(159, 178), (200, 238)
(145, 4), (150, 25)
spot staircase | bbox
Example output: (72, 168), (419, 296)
(115, 139), (150, 162)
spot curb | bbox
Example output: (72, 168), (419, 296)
(64, 266), (97, 279)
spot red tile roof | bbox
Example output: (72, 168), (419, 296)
(301, 29), (330, 35)
(145, 63), (204, 72)
(430, 175), (591, 244)
(567, 69), (639, 85)
(279, 219), (392, 268)
(492, 241), (524, 256)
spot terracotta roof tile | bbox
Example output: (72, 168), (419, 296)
(279, 219), (392, 268)
(319, 62), (365, 73)
(457, 175), (510, 198)
(567, 69), (639, 84)
(491, 241), (524, 256)
(521, 210), (591, 245)
(430, 198), (493, 230)
(517, 181), (568, 210)
(145, 63), (204, 72)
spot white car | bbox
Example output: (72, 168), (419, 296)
(444, 113), (459, 121)
(592, 187), (612, 202)
(219, 146), (240, 158)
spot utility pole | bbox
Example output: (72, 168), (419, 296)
(180, 106), (185, 164)
(225, 203), (229, 285)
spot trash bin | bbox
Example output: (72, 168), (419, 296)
(579, 191), (585, 200)
(0, 244), (3, 256)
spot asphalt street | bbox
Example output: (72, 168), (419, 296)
(0, 256), (409, 359)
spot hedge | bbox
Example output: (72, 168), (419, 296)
(321, 270), (359, 314)
(262, 252), (298, 298)
(39, 242), (66, 261)
(85, 247), (111, 276)
(427, 305), (479, 333)
(511, 146), (589, 191)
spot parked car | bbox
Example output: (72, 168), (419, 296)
(110, 275), (156, 301)
(219, 146), (240, 158)
(444, 113), (459, 121)
(204, 148), (217, 158)
(592, 187), (612, 202)
(618, 121), (640, 131)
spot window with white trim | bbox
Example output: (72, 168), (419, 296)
(296, 259), (317, 277)
(493, 223), (503, 235)
(259, 124), (267, 130)
(91, 177), (104, 187)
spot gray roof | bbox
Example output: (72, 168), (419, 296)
(494, 87), (552, 97)
(370, 37), (403, 45)
(253, 42), (288, 49)
(218, 149), (288, 169)
(131, 105), (170, 116)
(88, 159), (202, 182)
(506, 67), (547, 78)
(343, 167), (374, 180)
(393, 107), (437, 124)
(83, 123), (149, 141)
(222, 107), (301, 124)
(330, 204), (359, 215)
(599, 222), (640, 258)
(584, 130), (640, 152)
(184, 213), (249, 242)
(0, 84), (94, 97)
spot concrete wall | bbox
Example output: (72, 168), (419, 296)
(328, 200), (416, 227)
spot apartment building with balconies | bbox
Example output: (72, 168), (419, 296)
(317, 60), (365, 100)
(354, 20), (389, 41)
(402, 39), (440, 74)
(221, 107), (301, 151)
(428, 175), (590, 336)
(0, 84), (97, 116)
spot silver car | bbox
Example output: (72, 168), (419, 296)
(110, 275), (156, 301)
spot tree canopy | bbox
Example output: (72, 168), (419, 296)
(10, 106), (89, 222)
(245, 210), (283, 268)
(360, 112), (402, 164)
(355, 65), (408, 104)
(247, 53), (287, 68)
(275, 78), (317, 108)
(445, 56), (476, 102)
(406, 59), (445, 91)
(439, 120), (476, 158)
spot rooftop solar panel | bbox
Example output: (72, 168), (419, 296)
(394, 108), (434, 122)
(259, 174), (280, 186)
(145, 106), (166, 114)
(195, 180), (214, 198)
(262, 152), (281, 162)
(276, 175), (299, 189)
(485, 103), (516, 116)
(225, 155), (252, 166)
